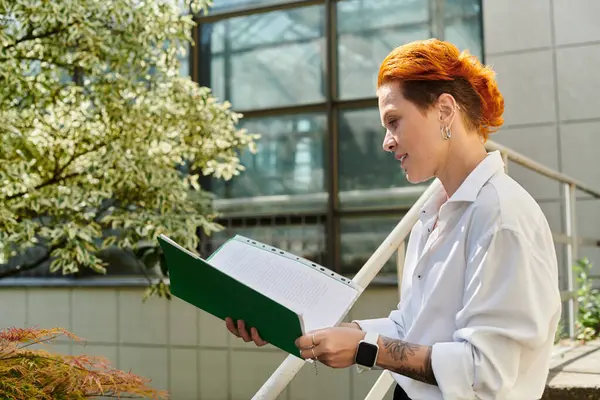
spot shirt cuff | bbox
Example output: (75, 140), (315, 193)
(351, 318), (401, 339)
(431, 341), (475, 399)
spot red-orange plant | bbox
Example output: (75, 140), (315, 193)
(0, 327), (168, 399)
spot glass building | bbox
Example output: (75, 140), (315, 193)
(190, 0), (483, 277)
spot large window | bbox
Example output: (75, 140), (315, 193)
(337, 0), (430, 100)
(200, 6), (326, 110)
(197, 0), (483, 274)
(211, 113), (327, 199)
(338, 108), (410, 197)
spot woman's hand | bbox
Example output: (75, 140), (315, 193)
(225, 317), (269, 347)
(295, 327), (365, 368)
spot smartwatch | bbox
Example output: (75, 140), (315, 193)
(355, 331), (379, 373)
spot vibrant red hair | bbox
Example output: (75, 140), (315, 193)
(377, 39), (504, 141)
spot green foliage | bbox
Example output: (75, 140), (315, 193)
(574, 258), (600, 342)
(554, 319), (568, 344)
(0, 0), (258, 288)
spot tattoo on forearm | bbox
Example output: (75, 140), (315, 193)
(380, 338), (438, 386)
(382, 337), (419, 361)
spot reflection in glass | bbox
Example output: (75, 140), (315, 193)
(340, 216), (405, 274)
(444, 0), (481, 18)
(200, 6), (326, 110)
(445, 14), (482, 61)
(203, 219), (327, 265)
(337, 0), (430, 99)
(209, 0), (287, 13)
(212, 113), (326, 199)
(338, 107), (410, 195)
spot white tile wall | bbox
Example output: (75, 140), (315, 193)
(556, 45), (600, 121)
(170, 348), (199, 400)
(0, 289), (27, 329)
(483, 0), (552, 54)
(486, 50), (557, 126)
(552, 0), (600, 46)
(559, 121), (600, 193)
(72, 288), (118, 343)
(119, 289), (168, 345)
(119, 345), (169, 393)
(493, 125), (561, 201)
(198, 349), (229, 399)
(27, 289), (71, 330)
(169, 297), (198, 346)
(230, 350), (289, 400)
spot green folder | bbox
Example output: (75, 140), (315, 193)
(158, 234), (305, 357)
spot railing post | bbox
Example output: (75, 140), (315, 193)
(563, 182), (579, 338)
(364, 371), (396, 400)
(501, 151), (509, 173)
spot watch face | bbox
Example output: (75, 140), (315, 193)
(356, 341), (378, 367)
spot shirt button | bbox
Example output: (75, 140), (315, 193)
(417, 275), (421, 279)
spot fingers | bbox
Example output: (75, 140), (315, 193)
(225, 318), (268, 346)
(299, 345), (321, 361)
(251, 327), (268, 347)
(294, 330), (321, 349)
(236, 320), (252, 342)
(225, 317), (239, 337)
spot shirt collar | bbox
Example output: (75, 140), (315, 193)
(418, 151), (505, 221)
(419, 181), (448, 222)
(448, 151), (505, 203)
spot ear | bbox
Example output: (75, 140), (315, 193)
(437, 93), (458, 125)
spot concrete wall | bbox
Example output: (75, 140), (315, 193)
(483, 0), (600, 280)
(0, 286), (401, 400)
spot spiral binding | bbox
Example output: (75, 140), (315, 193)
(230, 235), (357, 289)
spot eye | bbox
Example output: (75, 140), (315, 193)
(387, 118), (399, 128)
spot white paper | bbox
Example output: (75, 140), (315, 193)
(208, 239), (358, 333)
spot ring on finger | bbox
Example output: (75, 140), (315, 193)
(311, 347), (318, 360)
(311, 333), (316, 346)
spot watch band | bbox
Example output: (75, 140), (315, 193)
(356, 331), (379, 373)
(364, 331), (379, 346)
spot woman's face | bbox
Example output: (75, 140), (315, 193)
(379, 82), (448, 184)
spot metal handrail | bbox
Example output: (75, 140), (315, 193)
(485, 141), (600, 198)
(252, 140), (600, 400)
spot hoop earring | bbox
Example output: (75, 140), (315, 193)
(441, 126), (451, 140)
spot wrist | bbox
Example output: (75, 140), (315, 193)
(354, 331), (379, 372)
(340, 322), (362, 330)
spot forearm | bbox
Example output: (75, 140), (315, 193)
(375, 336), (437, 386)
(339, 322), (361, 330)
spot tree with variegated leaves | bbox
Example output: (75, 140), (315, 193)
(0, 0), (257, 294)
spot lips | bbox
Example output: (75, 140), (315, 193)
(393, 153), (408, 169)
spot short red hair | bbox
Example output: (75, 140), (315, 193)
(377, 39), (504, 141)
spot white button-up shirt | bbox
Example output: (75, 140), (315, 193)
(355, 151), (562, 400)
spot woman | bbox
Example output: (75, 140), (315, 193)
(225, 39), (562, 400)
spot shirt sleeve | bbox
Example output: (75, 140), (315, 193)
(352, 308), (405, 339)
(431, 227), (561, 399)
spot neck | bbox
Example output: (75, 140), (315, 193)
(435, 135), (488, 198)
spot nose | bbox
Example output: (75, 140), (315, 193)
(382, 131), (397, 153)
